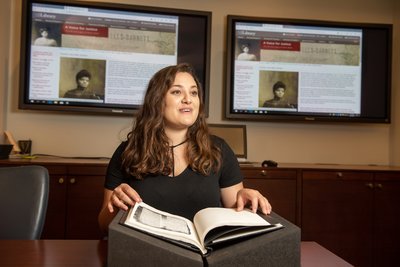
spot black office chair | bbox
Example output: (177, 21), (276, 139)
(0, 165), (49, 239)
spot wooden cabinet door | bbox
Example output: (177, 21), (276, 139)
(64, 165), (106, 239)
(41, 165), (68, 239)
(0, 160), (108, 239)
(242, 167), (298, 224)
(302, 170), (374, 267)
(373, 172), (400, 266)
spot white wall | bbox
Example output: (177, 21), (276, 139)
(0, 0), (11, 144)
(3, 0), (398, 165)
(389, 0), (400, 164)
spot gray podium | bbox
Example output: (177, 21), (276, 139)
(108, 210), (300, 267)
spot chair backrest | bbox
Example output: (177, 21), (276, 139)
(0, 165), (49, 240)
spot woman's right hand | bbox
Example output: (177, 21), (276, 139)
(108, 183), (142, 213)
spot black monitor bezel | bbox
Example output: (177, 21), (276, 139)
(225, 15), (392, 123)
(19, 0), (212, 116)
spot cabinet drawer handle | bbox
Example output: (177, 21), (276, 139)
(365, 182), (374, 189)
(69, 178), (76, 184)
(375, 183), (383, 189)
(58, 178), (64, 184)
(261, 170), (267, 176)
(336, 172), (343, 178)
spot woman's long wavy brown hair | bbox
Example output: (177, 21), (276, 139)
(122, 63), (221, 179)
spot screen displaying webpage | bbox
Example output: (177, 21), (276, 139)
(29, 3), (178, 107)
(232, 21), (362, 117)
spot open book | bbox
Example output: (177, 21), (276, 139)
(120, 202), (284, 255)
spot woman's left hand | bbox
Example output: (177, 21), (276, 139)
(236, 188), (272, 215)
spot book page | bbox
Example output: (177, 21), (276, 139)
(193, 208), (272, 247)
(207, 223), (284, 245)
(123, 202), (207, 254)
(134, 205), (190, 234)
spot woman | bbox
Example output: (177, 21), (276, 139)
(263, 81), (295, 108)
(33, 27), (57, 47)
(237, 44), (257, 61)
(98, 63), (271, 234)
(63, 69), (101, 99)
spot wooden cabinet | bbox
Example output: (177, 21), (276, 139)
(0, 158), (108, 240)
(1, 157), (400, 266)
(301, 170), (374, 266)
(301, 169), (400, 267)
(45, 165), (106, 239)
(241, 166), (298, 224)
(42, 165), (68, 239)
(372, 172), (400, 267)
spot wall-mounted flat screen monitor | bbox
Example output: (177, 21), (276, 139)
(19, 0), (211, 116)
(225, 15), (392, 123)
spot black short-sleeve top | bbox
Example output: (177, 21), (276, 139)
(105, 135), (243, 220)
